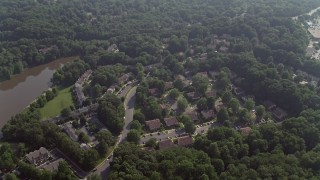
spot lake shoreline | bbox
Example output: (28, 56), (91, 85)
(0, 56), (78, 128)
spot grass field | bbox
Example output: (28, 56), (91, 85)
(39, 86), (73, 120)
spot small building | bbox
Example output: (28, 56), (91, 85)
(159, 139), (176, 149)
(177, 136), (194, 147)
(164, 117), (179, 127)
(26, 147), (50, 165)
(201, 110), (215, 120)
(146, 119), (162, 131)
(272, 107), (288, 121)
(185, 111), (199, 122)
(262, 100), (277, 111)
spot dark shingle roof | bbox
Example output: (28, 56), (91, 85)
(159, 139), (176, 149)
(146, 119), (162, 131)
(177, 136), (194, 147)
(164, 117), (179, 127)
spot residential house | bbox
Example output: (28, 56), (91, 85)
(205, 90), (216, 98)
(230, 72), (239, 80)
(196, 72), (208, 78)
(63, 124), (78, 141)
(214, 98), (224, 112)
(146, 119), (162, 131)
(272, 107), (288, 121)
(233, 87), (245, 97)
(208, 71), (220, 80)
(233, 77), (245, 86)
(76, 70), (92, 85)
(26, 147), (50, 165)
(74, 84), (86, 105)
(240, 95), (255, 102)
(185, 71), (193, 78)
(164, 82), (173, 90)
(159, 139), (176, 149)
(186, 92), (201, 101)
(262, 100), (277, 111)
(75, 70), (92, 106)
(185, 111), (199, 122)
(239, 127), (251, 136)
(219, 46), (229, 53)
(199, 53), (208, 61)
(201, 110), (215, 120)
(41, 158), (63, 172)
(107, 44), (119, 53)
(38, 45), (57, 54)
(118, 73), (132, 85)
(144, 63), (162, 72)
(306, 47), (315, 57)
(164, 117), (179, 127)
(159, 104), (167, 111)
(174, 74), (190, 87)
(175, 74), (187, 81)
(177, 136), (194, 147)
(149, 88), (161, 96)
(80, 143), (90, 150)
(107, 85), (116, 94)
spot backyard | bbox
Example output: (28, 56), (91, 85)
(39, 86), (73, 120)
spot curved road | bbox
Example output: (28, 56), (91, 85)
(92, 86), (137, 179)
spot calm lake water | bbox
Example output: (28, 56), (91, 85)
(0, 56), (78, 128)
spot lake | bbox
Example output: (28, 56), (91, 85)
(0, 56), (78, 128)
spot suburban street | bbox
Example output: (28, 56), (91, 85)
(119, 87), (137, 142)
(92, 86), (137, 179)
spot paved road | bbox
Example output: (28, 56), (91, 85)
(93, 86), (137, 179)
(140, 121), (218, 144)
(120, 87), (137, 142)
(117, 81), (138, 98)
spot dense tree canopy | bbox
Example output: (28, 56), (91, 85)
(2, 0), (320, 179)
(98, 94), (125, 135)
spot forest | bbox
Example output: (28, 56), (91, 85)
(1, 0), (320, 179)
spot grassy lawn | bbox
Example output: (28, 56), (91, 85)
(39, 86), (73, 120)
